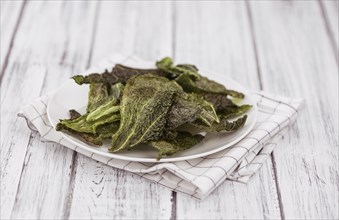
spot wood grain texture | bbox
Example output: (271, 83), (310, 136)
(0, 0), (25, 78)
(67, 2), (173, 219)
(1, 1), (338, 219)
(320, 0), (339, 50)
(1, 1), (98, 219)
(249, 1), (339, 219)
(173, 2), (281, 219)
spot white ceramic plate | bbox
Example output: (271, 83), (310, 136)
(47, 72), (257, 163)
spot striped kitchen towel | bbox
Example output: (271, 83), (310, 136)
(19, 54), (303, 200)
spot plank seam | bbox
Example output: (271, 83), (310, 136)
(271, 153), (286, 220)
(318, 0), (339, 65)
(0, 0), (27, 83)
(170, 191), (177, 220)
(86, 1), (101, 69)
(62, 2), (101, 218)
(171, 1), (176, 60)
(170, 2), (177, 220)
(61, 151), (79, 220)
(245, 0), (263, 90)
(245, 2), (285, 219)
(9, 132), (36, 218)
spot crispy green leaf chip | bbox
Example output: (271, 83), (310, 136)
(57, 95), (121, 131)
(56, 110), (103, 146)
(109, 74), (183, 152)
(167, 92), (220, 130)
(86, 97), (120, 122)
(57, 114), (94, 133)
(87, 83), (109, 113)
(189, 94), (219, 126)
(191, 115), (248, 132)
(166, 94), (202, 130)
(156, 57), (200, 80)
(109, 82), (125, 99)
(202, 93), (236, 112)
(218, 105), (252, 120)
(149, 131), (204, 160)
(96, 122), (120, 139)
(72, 64), (166, 85)
(175, 73), (244, 99)
(57, 112), (120, 134)
(87, 83), (124, 113)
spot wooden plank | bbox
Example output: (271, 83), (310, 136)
(0, 0), (25, 72)
(173, 1), (261, 89)
(248, 1), (338, 219)
(173, 2), (281, 219)
(177, 159), (282, 219)
(320, 0), (339, 50)
(0, 1), (26, 82)
(1, 1), (98, 219)
(67, 2), (173, 219)
(1, 61), (46, 220)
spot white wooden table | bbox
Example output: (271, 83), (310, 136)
(1, 1), (338, 219)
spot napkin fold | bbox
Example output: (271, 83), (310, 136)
(19, 54), (303, 200)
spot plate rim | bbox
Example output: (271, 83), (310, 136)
(47, 75), (257, 163)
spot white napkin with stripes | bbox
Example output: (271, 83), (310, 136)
(19, 54), (303, 200)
